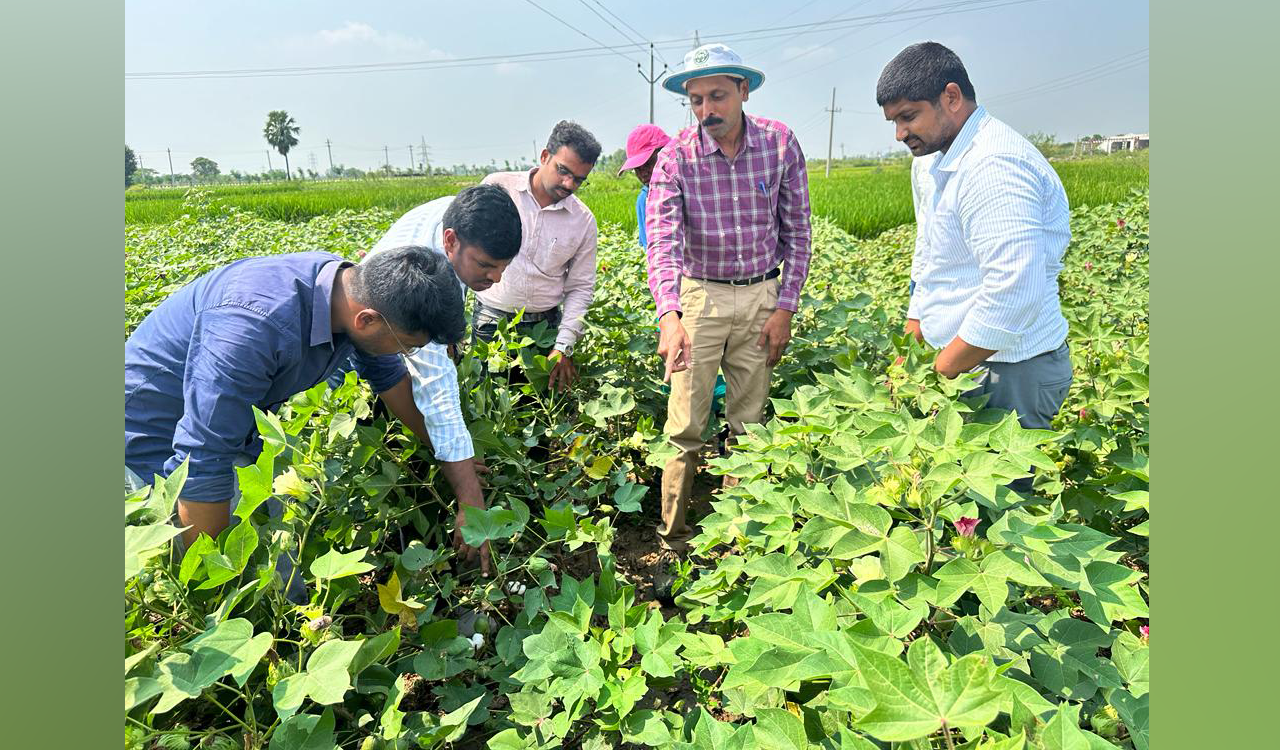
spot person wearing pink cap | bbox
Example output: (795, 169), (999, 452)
(645, 43), (812, 599)
(616, 123), (670, 249)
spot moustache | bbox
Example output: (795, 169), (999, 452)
(701, 116), (724, 127)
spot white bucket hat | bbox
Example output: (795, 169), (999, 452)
(662, 43), (765, 95)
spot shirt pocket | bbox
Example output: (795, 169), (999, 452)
(530, 235), (575, 278)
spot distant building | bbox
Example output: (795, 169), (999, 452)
(1078, 133), (1150, 155)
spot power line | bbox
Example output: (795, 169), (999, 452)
(590, 0), (670, 65)
(984, 48), (1149, 104)
(576, 0), (646, 54)
(521, 0), (642, 65)
(125, 1), (1044, 80)
(984, 55), (1149, 107)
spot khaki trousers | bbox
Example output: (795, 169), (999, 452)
(658, 276), (779, 551)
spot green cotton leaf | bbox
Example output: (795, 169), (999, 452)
(124, 677), (164, 712)
(852, 638), (1003, 742)
(613, 482), (648, 513)
(308, 546), (374, 580)
(1077, 562), (1148, 625)
(272, 638), (362, 719)
(934, 550), (1049, 614)
(350, 626), (400, 677)
(222, 521), (259, 574)
(1027, 612), (1124, 701)
(268, 707), (337, 750)
(751, 708), (809, 750)
(186, 618), (273, 688)
(415, 695), (484, 746)
(485, 729), (533, 750)
(234, 441), (279, 521)
(399, 539), (435, 571)
(178, 533), (217, 584)
(378, 675), (409, 741)
(881, 526), (926, 582)
(1107, 688), (1149, 750)
(151, 618), (272, 712)
(1038, 702), (1113, 750)
(582, 384), (637, 426)
(1111, 631), (1148, 697)
(125, 522), (186, 582)
(460, 504), (520, 547)
(621, 709), (672, 746)
(254, 406), (290, 449)
(125, 642), (163, 677)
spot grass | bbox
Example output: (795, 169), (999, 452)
(125, 151), (1148, 239)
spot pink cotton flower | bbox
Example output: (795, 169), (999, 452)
(1140, 625), (1149, 638)
(1117, 218), (1126, 228)
(954, 517), (980, 537)
(1084, 262), (1093, 271)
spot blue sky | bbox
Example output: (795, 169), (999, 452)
(125, 0), (1149, 175)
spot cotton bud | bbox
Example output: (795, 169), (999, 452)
(306, 615), (333, 632)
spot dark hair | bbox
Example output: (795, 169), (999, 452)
(442, 184), (522, 261)
(545, 120), (602, 165)
(349, 247), (465, 345)
(875, 42), (977, 106)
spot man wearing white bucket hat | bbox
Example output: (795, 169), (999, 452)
(644, 43), (812, 593)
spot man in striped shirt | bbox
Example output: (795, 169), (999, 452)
(646, 43), (812, 574)
(878, 42), (1073, 490)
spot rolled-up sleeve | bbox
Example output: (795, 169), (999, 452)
(168, 305), (284, 503)
(775, 132), (812, 312)
(555, 221), (596, 354)
(645, 148), (686, 319)
(350, 349), (408, 394)
(404, 343), (474, 462)
(954, 155), (1048, 352)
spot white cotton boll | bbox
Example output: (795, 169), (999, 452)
(504, 581), (527, 596)
(470, 633), (486, 651)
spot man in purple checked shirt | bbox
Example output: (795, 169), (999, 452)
(645, 43), (812, 598)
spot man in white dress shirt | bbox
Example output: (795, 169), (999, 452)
(877, 42), (1074, 489)
(478, 120), (601, 392)
(337, 184), (523, 573)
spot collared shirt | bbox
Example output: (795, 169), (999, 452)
(907, 106), (1070, 363)
(125, 253), (406, 502)
(644, 113), (812, 319)
(636, 184), (650, 248)
(478, 169), (598, 355)
(364, 196), (474, 463)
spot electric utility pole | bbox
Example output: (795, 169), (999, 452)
(636, 43), (667, 124)
(167, 148), (175, 185)
(325, 139), (334, 172)
(825, 88), (841, 177)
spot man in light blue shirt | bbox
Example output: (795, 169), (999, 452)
(878, 43), (1073, 453)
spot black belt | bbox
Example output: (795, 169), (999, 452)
(688, 267), (780, 287)
(476, 302), (561, 323)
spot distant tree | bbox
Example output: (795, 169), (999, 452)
(1024, 131), (1059, 158)
(190, 156), (220, 180)
(263, 110), (301, 179)
(598, 147), (626, 175)
(125, 145), (138, 186)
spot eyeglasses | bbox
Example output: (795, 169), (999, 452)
(377, 313), (421, 358)
(553, 161), (589, 187)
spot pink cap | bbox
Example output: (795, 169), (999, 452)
(617, 124), (671, 176)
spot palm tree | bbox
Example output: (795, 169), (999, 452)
(263, 110), (300, 180)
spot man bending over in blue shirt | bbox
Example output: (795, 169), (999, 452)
(125, 248), (498, 578)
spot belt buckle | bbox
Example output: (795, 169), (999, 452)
(730, 277), (751, 287)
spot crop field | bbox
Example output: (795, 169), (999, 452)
(125, 167), (1149, 748)
(124, 152), (1148, 239)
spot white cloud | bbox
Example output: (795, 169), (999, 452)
(493, 61), (531, 76)
(287, 21), (452, 59)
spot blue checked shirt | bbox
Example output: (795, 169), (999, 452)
(907, 106), (1070, 363)
(363, 197), (475, 463)
(125, 253), (407, 502)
